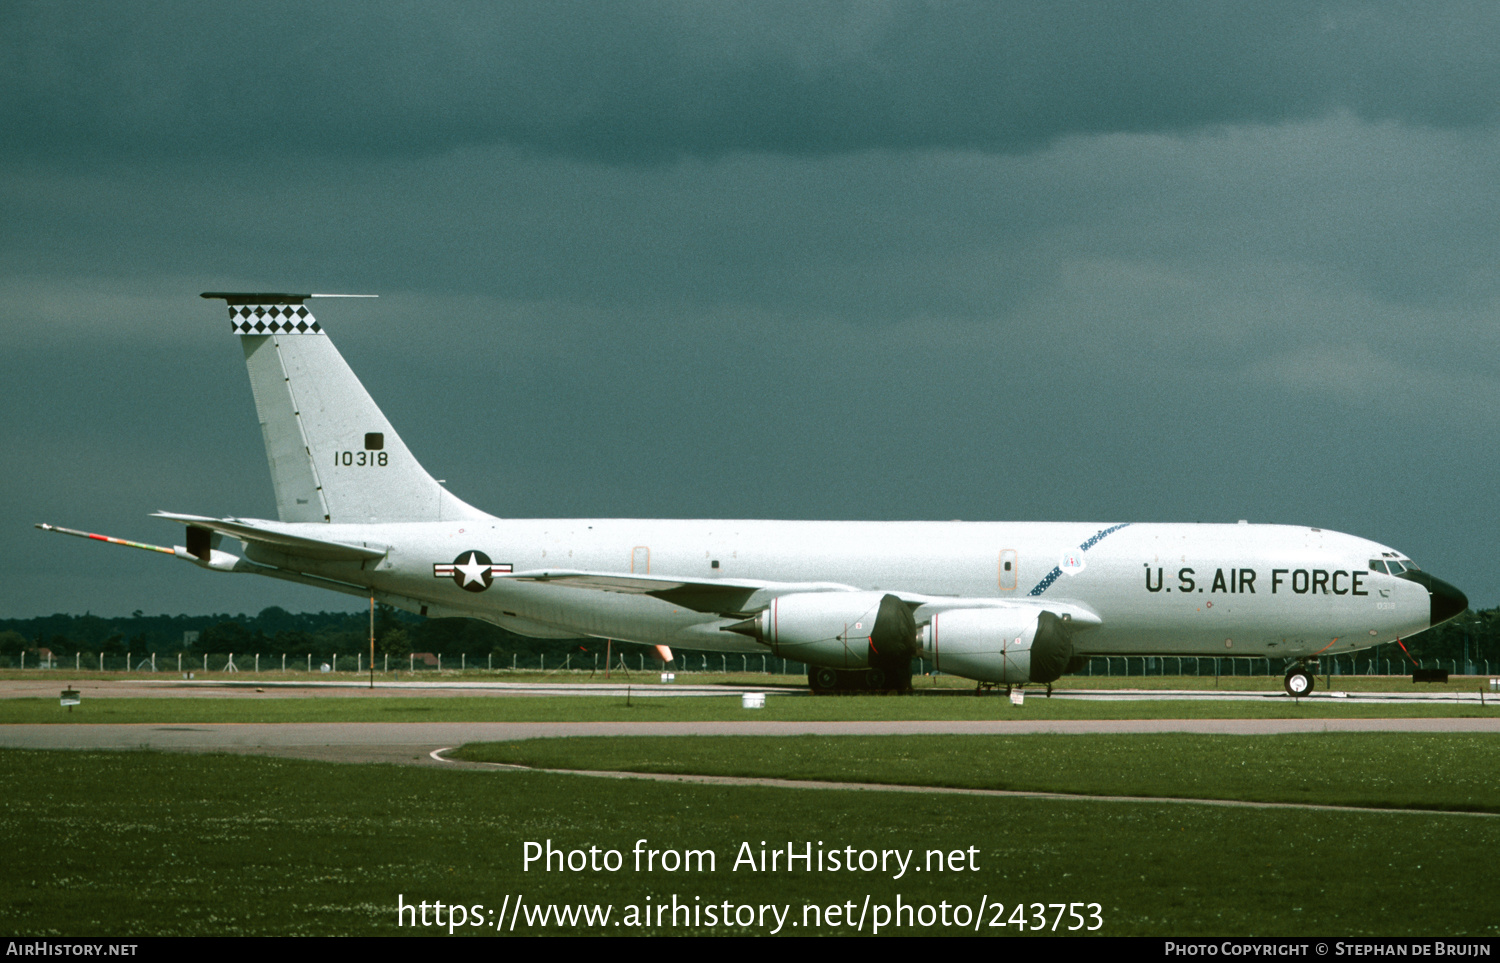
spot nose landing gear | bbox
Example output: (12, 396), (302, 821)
(1284, 662), (1317, 698)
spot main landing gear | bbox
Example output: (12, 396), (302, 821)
(1283, 661), (1317, 698)
(807, 662), (913, 694)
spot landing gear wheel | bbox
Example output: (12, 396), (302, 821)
(1284, 668), (1315, 698)
(809, 666), (840, 694)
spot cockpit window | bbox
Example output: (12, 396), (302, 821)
(1369, 560), (1388, 574)
(1387, 560), (1406, 574)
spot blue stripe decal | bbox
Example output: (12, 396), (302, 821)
(1027, 523), (1131, 596)
(1028, 566), (1064, 596)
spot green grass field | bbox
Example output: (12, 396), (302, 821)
(2, 748), (1497, 937)
(455, 732), (1500, 813)
(3, 676), (1497, 937)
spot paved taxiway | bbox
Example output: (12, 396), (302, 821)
(3, 716), (1498, 749)
(1, 716), (1496, 775)
(3, 679), (1495, 765)
(6, 681), (1494, 818)
(2, 678), (1495, 702)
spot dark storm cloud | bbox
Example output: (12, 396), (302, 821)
(4, 2), (1499, 617)
(5, 1), (1499, 164)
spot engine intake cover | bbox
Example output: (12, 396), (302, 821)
(724, 591), (916, 669)
(920, 608), (1074, 683)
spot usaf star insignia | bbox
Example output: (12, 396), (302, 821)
(433, 551), (512, 592)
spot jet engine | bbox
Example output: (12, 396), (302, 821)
(723, 591), (918, 673)
(918, 608), (1074, 683)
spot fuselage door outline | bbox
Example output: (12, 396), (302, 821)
(999, 549), (1018, 591)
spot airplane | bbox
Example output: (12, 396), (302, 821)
(38, 292), (1468, 697)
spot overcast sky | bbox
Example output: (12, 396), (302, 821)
(4, 2), (1498, 620)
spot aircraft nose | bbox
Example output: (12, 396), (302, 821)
(1397, 570), (1468, 626)
(1427, 575), (1468, 626)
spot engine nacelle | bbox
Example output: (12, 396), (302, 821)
(724, 591), (918, 669)
(918, 608), (1074, 684)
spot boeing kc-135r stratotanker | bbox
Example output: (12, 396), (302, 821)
(39, 293), (1468, 696)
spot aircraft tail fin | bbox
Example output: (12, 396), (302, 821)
(203, 293), (485, 525)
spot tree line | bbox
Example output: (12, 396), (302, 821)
(0, 605), (606, 665)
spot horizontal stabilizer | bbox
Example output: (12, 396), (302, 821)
(153, 512), (388, 561)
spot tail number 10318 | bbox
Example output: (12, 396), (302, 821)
(336, 451), (388, 467)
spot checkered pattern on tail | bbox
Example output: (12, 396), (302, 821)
(228, 304), (321, 335)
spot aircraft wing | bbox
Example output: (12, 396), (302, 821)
(501, 569), (859, 617)
(152, 512), (389, 562)
(501, 568), (1103, 626)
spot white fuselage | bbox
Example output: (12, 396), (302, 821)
(245, 517), (1435, 660)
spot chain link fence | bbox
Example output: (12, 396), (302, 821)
(6, 651), (1494, 678)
